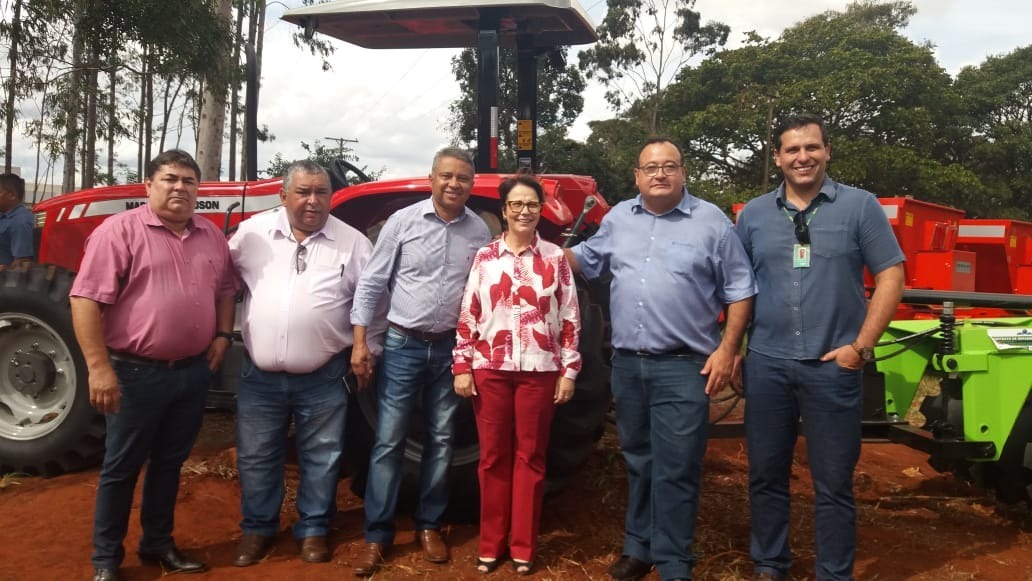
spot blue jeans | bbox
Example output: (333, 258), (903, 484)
(744, 351), (863, 581)
(610, 351), (710, 581)
(236, 352), (349, 539)
(364, 327), (459, 545)
(92, 358), (210, 569)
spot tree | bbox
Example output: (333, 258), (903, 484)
(954, 45), (1032, 219)
(448, 46), (585, 171)
(658, 0), (981, 210)
(264, 140), (384, 186)
(578, 0), (728, 134)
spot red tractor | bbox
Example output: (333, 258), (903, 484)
(0, 1), (611, 516)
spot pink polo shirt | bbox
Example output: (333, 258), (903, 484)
(70, 204), (238, 360)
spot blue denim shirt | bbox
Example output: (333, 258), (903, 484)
(571, 190), (756, 354)
(351, 198), (491, 333)
(0, 203), (33, 265)
(735, 177), (904, 360)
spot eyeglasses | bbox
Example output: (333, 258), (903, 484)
(793, 212), (810, 245)
(294, 244), (307, 274)
(637, 163), (682, 177)
(506, 200), (542, 213)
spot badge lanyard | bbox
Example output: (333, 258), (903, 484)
(784, 203), (820, 269)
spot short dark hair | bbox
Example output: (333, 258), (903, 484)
(146, 149), (201, 181)
(774, 114), (829, 150)
(498, 174), (544, 210)
(0, 173), (25, 201)
(283, 160), (330, 192)
(636, 137), (684, 166)
(432, 147), (475, 173)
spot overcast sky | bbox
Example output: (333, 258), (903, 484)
(10, 0), (1032, 188)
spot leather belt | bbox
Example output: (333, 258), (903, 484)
(615, 346), (698, 358)
(108, 349), (206, 369)
(389, 322), (455, 342)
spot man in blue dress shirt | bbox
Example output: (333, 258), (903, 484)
(350, 147), (492, 576)
(736, 114), (905, 581)
(0, 173), (33, 268)
(567, 137), (757, 581)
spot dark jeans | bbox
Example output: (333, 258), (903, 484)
(611, 351), (710, 581)
(236, 352), (349, 539)
(364, 326), (459, 545)
(91, 358), (210, 569)
(744, 351), (863, 581)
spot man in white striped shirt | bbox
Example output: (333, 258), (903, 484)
(350, 147), (492, 576)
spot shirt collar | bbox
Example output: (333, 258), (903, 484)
(141, 202), (197, 233)
(419, 197), (469, 224)
(498, 232), (542, 257)
(631, 187), (695, 217)
(775, 176), (838, 210)
(272, 207), (334, 243)
(1, 204), (28, 219)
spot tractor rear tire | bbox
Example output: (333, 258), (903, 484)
(0, 264), (104, 476)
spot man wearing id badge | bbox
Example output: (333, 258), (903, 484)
(735, 114), (905, 581)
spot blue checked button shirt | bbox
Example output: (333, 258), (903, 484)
(351, 198), (492, 333)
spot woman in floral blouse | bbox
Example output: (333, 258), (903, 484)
(453, 174), (581, 575)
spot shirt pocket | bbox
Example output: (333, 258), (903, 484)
(307, 265), (345, 301)
(810, 226), (852, 258)
(664, 240), (699, 276)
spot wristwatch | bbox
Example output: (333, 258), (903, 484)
(850, 341), (874, 362)
(215, 331), (235, 344)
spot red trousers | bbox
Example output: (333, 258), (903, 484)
(472, 369), (559, 562)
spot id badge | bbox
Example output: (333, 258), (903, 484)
(793, 244), (811, 268)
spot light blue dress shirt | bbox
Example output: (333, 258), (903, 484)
(351, 198), (491, 333)
(571, 189), (757, 354)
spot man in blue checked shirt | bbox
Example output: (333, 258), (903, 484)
(567, 137), (757, 581)
(350, 147), (491, 576)
(736, 114), (904, 581)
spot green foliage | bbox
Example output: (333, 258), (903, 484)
(578, 0), (728, 132)
(657, 0), (991, 213)
(264, 140), (385, 185)
(448, 46), (585, 171)
(954, 45), (1032, 219)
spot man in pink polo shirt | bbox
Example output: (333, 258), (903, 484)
(70, 150), (238, 581)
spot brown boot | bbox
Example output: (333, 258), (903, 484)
(299, 535), (330, 563)
(418, 529), (448, 563)
(233, 534), (274, 567)
(353, 542), (386, 576)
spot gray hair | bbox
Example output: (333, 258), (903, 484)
(283, 160), (330, 191)
(431, 147), (475, 173)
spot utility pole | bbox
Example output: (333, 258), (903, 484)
(324, 136), (358, 159)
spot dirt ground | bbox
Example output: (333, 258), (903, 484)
(2, 408), (1031, 581)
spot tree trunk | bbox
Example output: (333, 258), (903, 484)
(137, 47), (147, 180)
(107, 66), (115, 184)
(228, 3), (244, 181)
(62, 13), (84, 193)
(4, 0), (23, 173)
(196, 0), (233, 181)
(83, 44), (99, 188)
(144, 64), (153, 165)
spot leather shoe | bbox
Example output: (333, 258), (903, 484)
(608, 555), (654, 581)
(353, 542), (386, 576)
(299, 535), (331, 563)
(418, 529), (449, 563)
(137, 546), (207, 574)
(92, 568), (119, 581)
(234, 533), (274, 567)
